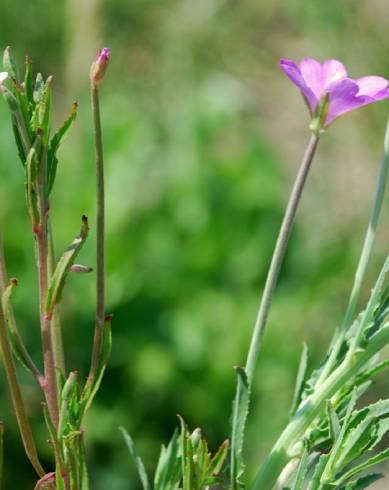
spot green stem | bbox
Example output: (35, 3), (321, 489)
(316, 115), (389, 386)
(252, 323), (389, 490)
(36, 153), (58, 427)
(0, 295), (45, 477)
(246, 133), (320, 383)
(87, 83), (105, 388)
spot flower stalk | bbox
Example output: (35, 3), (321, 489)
(246, 132), (320, 383)
(87, 48), (110, 391)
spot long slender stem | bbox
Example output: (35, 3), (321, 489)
(0, 297), (45, 477)
(316, 115), (389, 386)
(36, 153), (58, 427)
(246, 133), (320, 383)
(87, 83), (105, 385)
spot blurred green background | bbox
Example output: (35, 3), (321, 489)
(0, 0), (389, 488)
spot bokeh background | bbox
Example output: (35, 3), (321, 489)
(0, 0), (389, 488)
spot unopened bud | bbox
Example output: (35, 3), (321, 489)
(90, 48), (110, 86)
(70, 264), (93, 274)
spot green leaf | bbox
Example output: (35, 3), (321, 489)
(25, 135), (42, 230)
(326, 401), (341, 443)
(58, 371), (79, 438)
(119, 427), (149, 490)
(336, 448), (389, 485)
(291, 441), (309, 490)
(47, 102), (77, 195)
(81, 315), (112, 413)
(23, 56), (34, 114)
(308, 454), (329, 490)
(230, 366), (250, 489)
(45, 216), (89, 317)
(180, 416), (193, 490)
(154, 429), (181, 490)
(321, 388), (358, 483)
(207, 439), (229, 480)
(1, 279), (39, 377)
(290, 343), (309, 417)
(3, 46), (19, 82)
(343, 473), (383, 490)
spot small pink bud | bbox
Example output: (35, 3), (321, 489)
(90, 47), (111, 86)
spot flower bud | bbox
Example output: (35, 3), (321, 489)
(70, 264), (93, 274)
(90, 48), (111, 86)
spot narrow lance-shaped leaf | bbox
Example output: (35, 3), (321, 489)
(1, 278), (41, 379)
(291, 440), (309, 490)
(207, 439), (229, 479)
(308, 454), (329, 490)
(230, 366), (250, 489)
(335, 448), (389, 486)
(38, 76), (52, 144)
(58, 371), (79, 438)
(81, 315), (112, 413)
(290, 343), (309, 417)
(45, 216), (89, 317)
(3, 46), (19, 82)
(343, 473), (383, 490)
(26, 134), (42, 230)
(24, 56), (34, 116)
(326, 400), (341, 443)
(154, 429), (181, 490)
(321, 388), (358, 483)
(179, 416), (193, 490)
(47, 102), (78, 195)
(119, 427), (150, 490)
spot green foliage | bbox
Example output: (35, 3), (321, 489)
(122, 420), (228, 490)
(230, 367), (250, 489)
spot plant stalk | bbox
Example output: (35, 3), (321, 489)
(87, 83), (105, 387)
(36, 153), (58, 427)
(246, 133), (320, 383)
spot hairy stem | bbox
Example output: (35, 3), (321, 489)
(246, 133), (320, 383)
(87, 83), (105, 387)
(0, 297), (45, 477)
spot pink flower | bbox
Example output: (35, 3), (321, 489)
(280, 58), (389, 127)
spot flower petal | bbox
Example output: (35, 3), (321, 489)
(299, 58), (323, 99)
(279, 58), (318, 112)
(322, 60), (347, 89)
(326, 78), (360, 124)
(356, 76), (389, 97)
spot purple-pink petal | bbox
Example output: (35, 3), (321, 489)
(355, 76), (389, 97)
(280, 56), (389, 127)
(326, 78), (361, 124)
(299, 58), (323, 99)
(279, 59), (317, 113)
(321, 60), (348, 89)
